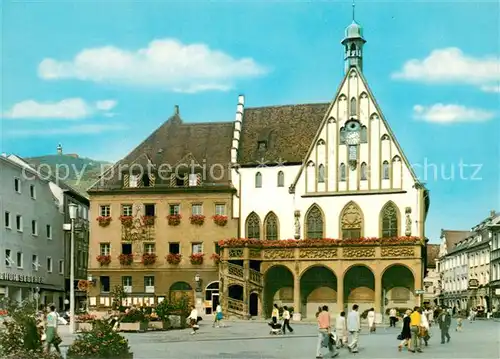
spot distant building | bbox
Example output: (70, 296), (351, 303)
(423, 244), (439, 306)
(489, 213), (500, 311)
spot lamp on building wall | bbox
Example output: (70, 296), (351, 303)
(195, 273), (202, 292)
(67, 203), (78, 334)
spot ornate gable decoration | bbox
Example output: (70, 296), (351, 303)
(341, 202), (363, 229)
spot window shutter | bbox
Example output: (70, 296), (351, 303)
(123, 174), (130, 187)
(170, 174), (176, 187)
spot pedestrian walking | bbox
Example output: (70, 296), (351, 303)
(456, 317), (463, 332)
(213, 304), (224, 328)
(347, 304), (361, 353)
(45, 305), (61, 354)
(271, 304), (279, 324)
(389, 308), (397, 328)
(398, 309), (412, 352)
(367, 308), (376, 333)
(188, 305), (199, 335)
(438, 308), (451, 344)
(419, 307), (430, 346)
(282, 306), (294, 334)
(315, 305), (338, 359)
(409, 306), (423, 353)
(335, 311), (348, 348)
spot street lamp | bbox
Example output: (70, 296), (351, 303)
(68, 203), (78, 334)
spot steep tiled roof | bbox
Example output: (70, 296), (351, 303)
(238, 103), (330, 165)
(426, 244), (439, 268)
(90, 111), (234, 190)
(440, 229), (472, 252)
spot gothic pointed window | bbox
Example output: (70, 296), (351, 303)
(382, 161), (390, 180)
(255, 172), (262, 188)
(360, 162), (368, 180)
(318, 164), (325, 183)
(340, 202), (363, 240)
(277, 171), (284, 187)
(339, 163), (346, 182)
(306, 205), (324, 239)
(246, 212), (261, 240)
(381, 202), (399, 238)
(264, 212), (279, 240)
(350, 97), (357, 116)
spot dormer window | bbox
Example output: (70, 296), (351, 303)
(129, 174), (139, 188)
(258, 141), (267, 151)
(142, 173), (151, 187)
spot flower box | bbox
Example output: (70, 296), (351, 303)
(190, 214), (205, 226)
(119, 215), (134, 227)
(167, 314), (187, 329)
(76, 322), (93, 332)
(166, 253), (182, 265)
(96, 255), (111, 266)
(142, 253), (157, 265)
(96, 216), (112, 227)
(189, 253), (204, 265)
(210, 253), (220, 265)
(212, 215), (228, 227)
(142, 215), (155, 226)
(118, 254), (134, 266)
(167, 214), (182, 226)
(119, 321), (148, 332)
(148, 320), (170, 330)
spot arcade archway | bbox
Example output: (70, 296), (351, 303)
(344, 265), (375, 313)
(382, 264), (415, 311)
(263, 265), (294, 318)
(300, 265), (337, 318)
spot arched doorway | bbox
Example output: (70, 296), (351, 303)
(249, 292), (259, 317)
(344, 265), (375, 314)
(205, 281), (220, 314)
(382, 264), (415, 313)
(169, 281), (194, 304)
(300, 265), (338, 318)
(264, 265), (294, 318)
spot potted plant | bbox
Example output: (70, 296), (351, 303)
(96, 216), (112, 227)
(155, 295), (190, 329)
(76, 313), (96, 332)
(67, 320), (133, 358)
(190, 214), (205, 226)
(119, 215), (133, 228)
(96, 255), (111, 266)
(118, 253), (133, 266)
(166, 253), (182, 265)
(189, 253), (204, 265)
(167, 214), (182, 226)
(141, 253), (157, 265)
(142, 215), (155, 226)
(212, 214), (228, 227)
(118, 309), (148, 332)
(210, 253), (220, 265)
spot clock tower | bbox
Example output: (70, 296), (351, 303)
(341, 1), (366, 74)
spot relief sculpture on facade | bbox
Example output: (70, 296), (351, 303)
(229, 249), (244, 258)
(405, 207), (412, 236)
(381, 247), (415, 257)
(263, 249), (295, 260)
(249, 248), (261, 259)
(341, 203), (363, 229)
(343, 247), (375, 258)
(294, 210), (301, 240)
(299, 248), (338, 259)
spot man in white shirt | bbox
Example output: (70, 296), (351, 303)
(389, 308), (397, 327)
(188, 305), (199, 335)
(347, 304), (361, 353)
(282, 306), (294, 334)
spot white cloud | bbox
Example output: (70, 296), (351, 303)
(5, 124), (127, 137)
(37, 39), (267, 93)
(2, 98), (117, 120)
(413, 104), (495, 124)
(392, 48), (500, 92)
(481, 85), (500, 93)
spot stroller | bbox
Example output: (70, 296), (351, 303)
(268, 319), (283, 335)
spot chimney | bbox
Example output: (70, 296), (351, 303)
(174, 105), (179, 115)
(491, 210), (496, 218)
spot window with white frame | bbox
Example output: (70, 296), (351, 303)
(32, 255), (39, 271)
(100, 243), (110, 256)
(169, 204), (180, 215)
(4, 212), (10, 229)
(122, 204), (133, 216)
(215, 204), (226, 216)
(16, 252), (23, 268)
(30, 184), (36, 199)
(99, 205), (111, 217)
(16, 215), (22, 231)
(47, 257), (53, 272)
(122, 276), (132, 292)
(144, 276), (154, 290)
(31, 220), (38, 236)
(46, 225), (52, 239)
(144, 243), (155, 254)
(191, 204), (202, 215)
(59, 260), (64, 274)
(14, 178), (21, 193)
(191, 243), (203, 254)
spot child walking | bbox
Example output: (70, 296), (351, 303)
(456, 317), (463, 332)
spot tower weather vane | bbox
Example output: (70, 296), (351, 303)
(352, 0), (356, 21)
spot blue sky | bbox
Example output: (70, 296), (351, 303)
(1, 0), (499, 242)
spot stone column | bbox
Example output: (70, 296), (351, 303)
(293, 275), (301, 320)
(374, 273), (382, 315)
(243, 247), (250, 317)
(337, 276), (344, 314)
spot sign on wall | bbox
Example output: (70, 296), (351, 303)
(0, 273), (45, 284)
(468, 279), (479, 289)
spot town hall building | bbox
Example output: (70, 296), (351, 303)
(219, 14), (430, 319)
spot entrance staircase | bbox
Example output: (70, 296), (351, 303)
(224, 262), (263, 318)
